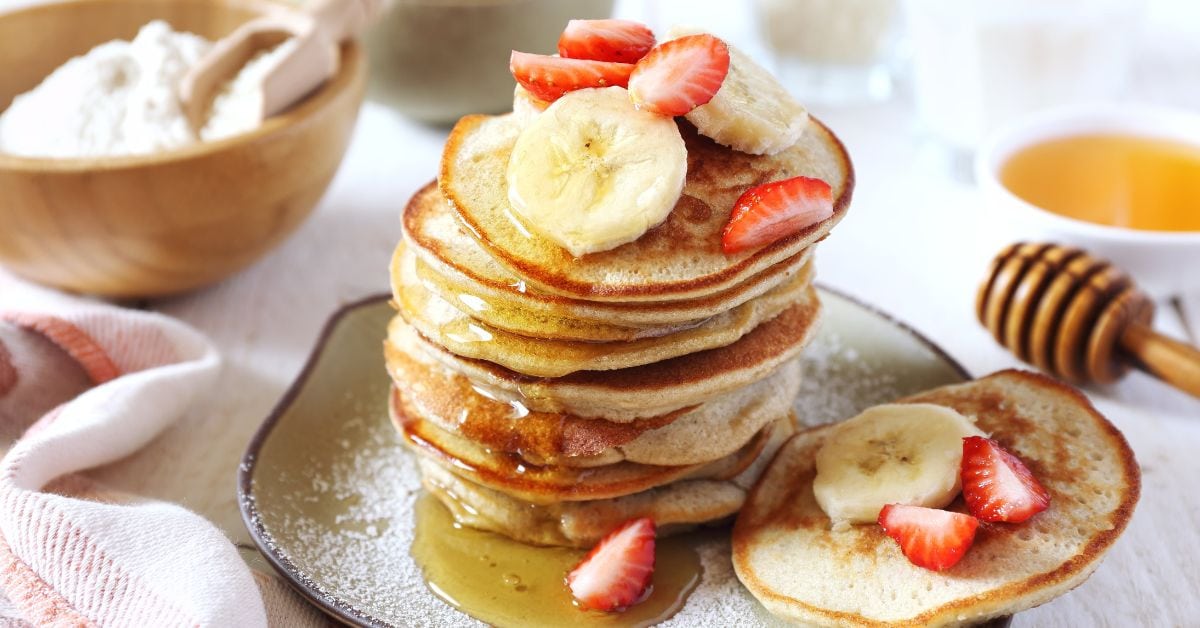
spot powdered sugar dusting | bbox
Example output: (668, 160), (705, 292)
(794, 327), (902, 428)
(660, 536), (790, 627)
(791, 289), (967, 430)
(246, 290), (965, 626)
(250, 383), (486, 627)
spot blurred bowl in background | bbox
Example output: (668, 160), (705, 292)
(0, 0), (366, 299)
(905, 0), (1142, 152)
(755, 0), (900, 106)
(365, 0), (612, 124)
(976, 103), (1200, 297)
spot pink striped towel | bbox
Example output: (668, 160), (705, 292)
(0, 302), (319, 626)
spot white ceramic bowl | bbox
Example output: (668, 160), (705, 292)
(975, 103), (1200, 297)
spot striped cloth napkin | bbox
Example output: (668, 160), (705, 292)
(0, 299), (321, 626)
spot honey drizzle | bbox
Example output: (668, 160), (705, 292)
(411, 494), (703, 628)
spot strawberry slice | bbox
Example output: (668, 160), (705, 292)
(878, 504), (979, 572)
(510, 52), (634, 103)
(628, 34), (729, 116)
(566, 517), (656, 612)
(559, 19), (656, 63)
(721, 176), (833, 254)
(961, 436), (1051, 523)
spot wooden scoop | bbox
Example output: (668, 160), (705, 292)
(978, 242), (1200, 398)
(180, 0), (380, 132)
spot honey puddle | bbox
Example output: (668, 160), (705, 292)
(412, 494), (703, 627)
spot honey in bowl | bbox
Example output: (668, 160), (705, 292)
(999, 134), (1200, 232)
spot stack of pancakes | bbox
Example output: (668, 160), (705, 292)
(385, 112), (853, 547)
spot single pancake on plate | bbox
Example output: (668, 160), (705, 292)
(733, 370), (1139, 627)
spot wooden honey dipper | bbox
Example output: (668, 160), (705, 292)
(978, 242), (1200, 398)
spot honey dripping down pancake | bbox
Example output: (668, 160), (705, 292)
(386, 287), (821, 422)
(401, 182), (816, 341)
(384, 337), (801, 467)
(378, 17), (863, 625)
(414, 414), (797, 548)
(391, 391), (780, 505)
(392, 241), (815, 378)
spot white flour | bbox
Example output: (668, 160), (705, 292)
(200, 40), (300, 142)
(0, 20), (297, 158)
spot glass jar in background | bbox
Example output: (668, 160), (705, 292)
(904, 0), (1144, 154)
(754, 0), (901, 106)
(365, 0), (612, 125)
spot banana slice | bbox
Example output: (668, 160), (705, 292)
(812, 403), (987, 527)
(667, 26), (808, 156)
(512, 84), (548, 124)
(506, 86), (687, 257)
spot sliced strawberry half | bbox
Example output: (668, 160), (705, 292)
(559, 19), (656, 63)
(510, 51), (634, 103)
(878, 504), (979, 572)
(566, 517), (656, 612)
(961, 436), (1051, 523)
(628, 34), (729, 116)
(721, 176), (834, 254)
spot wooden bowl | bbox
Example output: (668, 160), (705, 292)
(0, 0), (366, 298)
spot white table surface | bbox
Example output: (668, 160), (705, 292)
(2, 1), (1199, 626)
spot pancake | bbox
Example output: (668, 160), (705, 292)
(586, 360), (798, 467)
(384, 329), (686, 467)
(394, 395), (779, 505)
(385, 334), (801, 466)
(402, 182), (815, 341)
(732, 370), (1140, 627)
(401, 283), (822, 422)
(393, 242), (813, 378)
(418, 414), (797, 547)
(439, 112), (852, 302)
